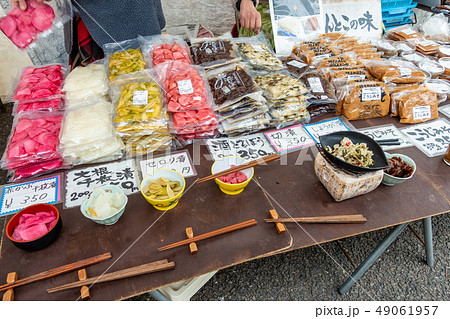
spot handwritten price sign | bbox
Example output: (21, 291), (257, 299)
(140, 150), (196, 178)
(0, 175), (61, 217)
(264, 124), (315, 153)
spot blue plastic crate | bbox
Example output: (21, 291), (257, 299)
(384, 17), (413, 29)
(381, 0), (414, 8)
(382, 4), (417, 16)
(383, 11), (414, 24)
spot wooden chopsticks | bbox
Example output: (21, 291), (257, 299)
(158, 219), (257, 251)
(265, 214), (367, 224)
(0, 253), (112, 292)
(48, 259), (175, 293)
(196, 154), (280, 184)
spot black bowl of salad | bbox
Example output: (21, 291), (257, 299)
(319, 131), (389, 173)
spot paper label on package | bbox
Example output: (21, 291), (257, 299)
(64, 159), (139, 209)
(401, 28), (416, 35)
(413, 105), (431, 121)
(438, 104), (450, 118)
(264, 124), (315, 153)
(419, 40), (437, 47)
(358, 124), (413, 151)
(177, 79), (194, 95)
(250, 44), (265, 52)
(361, 87), (381, 101)
(307, 77), (324, 93)
(314, 54), (330, 60)
(0, 175), (61, 217)
(222, 86), (231, 94)
(133, 90), (148, 105)
(398, 43), (412, 51)
(348, 74), (365, 80)
(205, 133), (276, 161)
(303, 118), (353, 144)
(140, 150), (196, 178)
(193, 96), (202, 101)
(399, 67), (412, 77)
(287, 60), (308, 69)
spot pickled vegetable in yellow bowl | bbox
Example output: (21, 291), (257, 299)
(140, 169), (186, 211)
(211, 156), (254, 195)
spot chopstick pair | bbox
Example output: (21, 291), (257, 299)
(376, 138), (401, 146)
(196, 154), (280, 184)
(265, 214), (367, 224)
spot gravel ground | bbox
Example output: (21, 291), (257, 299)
(0, 103), (448, 301)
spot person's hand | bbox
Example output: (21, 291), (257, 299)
(11, 0), (51, 11)
(239, 0), (261, 34)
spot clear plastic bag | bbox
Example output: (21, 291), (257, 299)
(190, 37), (239, 68)
(365, 60), (427, 84)
(103, 38), (147, 82)
(1, 112), (63, 170)
(122, 133), (173, 156)
(254, 72), (308, 101)
(12, 64), (67, 102)
(9, 158), (67, 182)
(154, 61), (215, 112)
(269, 100), (310, 128)
(170, 108), (218, 134)
(13, 98), (63, 115)
(300, 69), (337, 105)
(110, 70), (167, 123)
(63, 63), (108, 100)
(235, 37), (284, 71)
(0, 0), (72, 50)
(139, 34), (191, 66)
(219, 112), (271, 136)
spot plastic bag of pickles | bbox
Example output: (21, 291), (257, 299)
(111, 70), (173, 155)
(103, 39), (147, 83)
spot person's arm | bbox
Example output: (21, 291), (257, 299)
(237, 0), (261, 34)
(11, 0), (51, 11)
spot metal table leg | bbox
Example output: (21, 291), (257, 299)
(339, 223), (409, 294)
(423, 217), (434, 267)
(149, 289), (169, 301)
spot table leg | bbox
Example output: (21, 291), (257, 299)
(149, 289), (169, 301)
(423, 217), (434, 267)
(339, 223), (409, 294)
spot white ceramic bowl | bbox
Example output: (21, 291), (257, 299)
(81, 185), (128, 225)
(382, 153), (416, 186)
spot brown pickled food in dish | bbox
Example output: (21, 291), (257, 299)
(384, 156), (414, 178)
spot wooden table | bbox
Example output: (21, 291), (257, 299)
(0, 114), (448, 300)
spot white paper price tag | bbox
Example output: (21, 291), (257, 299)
(177, 79), (194, 95)
(307, 77), (324, 93)
(348, 74), (366, 80)
(413, 105), (431, 121)
(0, 176), (61, 217)
(399, 67), (412, 77)
(358, 124), (413, 151)
(133, 90), (148, 105)
(264, 124), (315, 153)
(304, 118), (352, 143)
(361, 87), (381, 101)
(287, 60), (308, 69)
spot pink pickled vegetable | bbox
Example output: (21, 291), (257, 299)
(16, 99), (62, 114)
(217, 167), (248, 184)
(11, 210), (57, 241)
(4, 114), (63, 169)
(0, 0), (55, 49)
(14, 65), (64, 101)
(11, 158), (64, 181)
(152, 43), (191, 65)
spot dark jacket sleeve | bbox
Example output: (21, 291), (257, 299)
(236, 0), (258, 11)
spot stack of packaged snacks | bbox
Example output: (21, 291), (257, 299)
(190, 38), (239, 68)
(139, 34), (191, 66)
(364, 60), (427, 84)
(236, 39), (284, 71)
(111, 71), (172, 155)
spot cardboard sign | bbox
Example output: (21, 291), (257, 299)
(205, 133), (276, 161)
(358, 124), (413, 151)
(303, 118), (353, 143)
(401, 119), (450, 157)
(140, 150), (196, 179)
(65, 159), (139, 208)
(0, 175), (61, 217)
(323, 0), (382, 41)
(264, 124), (315, 153)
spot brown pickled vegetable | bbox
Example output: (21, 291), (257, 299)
(384, 157), (414, 178)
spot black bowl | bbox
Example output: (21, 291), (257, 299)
(6, 203), (62, 251)
(319, 131), (389, 173)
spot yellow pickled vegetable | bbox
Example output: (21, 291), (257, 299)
(122, 133), (172, 155)
(108, 49), (146, 81)
(143, 177), (182, 200)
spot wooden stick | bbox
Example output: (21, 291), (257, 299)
(264, 215), (367, 224)
(48, 259), (175, 293)
(185, 227), (198, 255)
(196, 154), (280, 184)
(0, 253), (112, 292)
(2, 272), (18, 301)
(158, 219), (257, 251)
(269, 209), (286, 235)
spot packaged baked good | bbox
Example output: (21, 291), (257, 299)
(336, 81), (390, 120)
(396, 89), (438, 124)
(439, 57), (450, 76)
(401, 52), (426, 66)
(365, 60), (426, 84)
(409, 38), (441, 55)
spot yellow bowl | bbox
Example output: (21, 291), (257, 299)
(140, 169), (186, 211)
(211, 156), (254, 195)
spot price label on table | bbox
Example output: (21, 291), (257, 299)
(401, 118), (450, 157)
(0, 175), (61, 217)
(205, 133), (276, 162)
(439, 105), (450, 119)
(303, 118), (353, 143)
(140, 150), (196, 179)
(358, 124), (413, 151)
(264, 124), (315, 153)
(64, 159), (139, 209)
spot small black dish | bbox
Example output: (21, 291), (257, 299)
(319, 131), (389, 173)
(6, 203), (62, 251)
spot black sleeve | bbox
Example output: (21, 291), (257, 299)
(236, 0), (257, 11)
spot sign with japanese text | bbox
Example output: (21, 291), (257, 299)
(358, 124), (413, 151)
(439, 105), (450, 119)
(0, 175), (61, 217)
(264, 124), (315, 153)
(303, 118), (353, 144)
(140, 150), (196, 179)
(205, 133), (276, 162)
(323, 0), (382, 40)
(401, 119), (450, 157)
(65, 159), (139, 208)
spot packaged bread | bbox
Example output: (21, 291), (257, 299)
(396, 89), (438, 124)
(336, 81), (390, 120)
(388, 83), (426, 116)
(365, 60), (426, 84)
